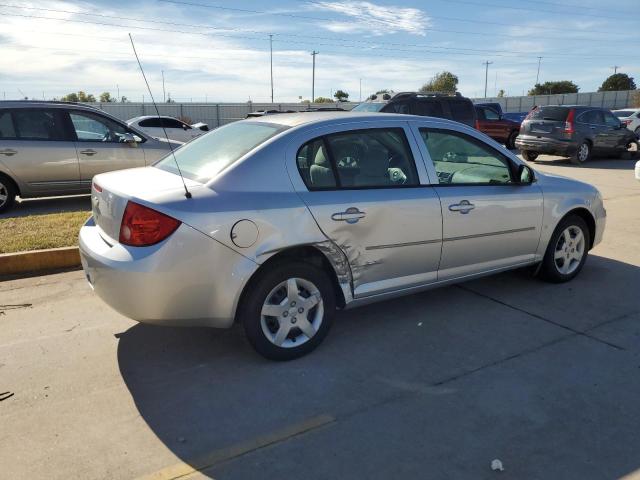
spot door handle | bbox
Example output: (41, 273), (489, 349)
(0, 149), (17, 156)
(331, 207), (366, 224)
(449, 200), (475, 214)
(80, 149), (97, 156)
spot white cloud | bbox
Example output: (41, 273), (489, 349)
(309, 1), (430, 36)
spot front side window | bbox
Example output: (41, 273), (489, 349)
(351, 103), (385, 112)
(603, 111), (622, 127)
(579, 110), (603, 125)
(449, 100), (476, 126)
(156, 121), (287, 182)
(419, 128), (513, 185)
(12, 109), (66, 140)
(297, 128), (419, 190)
(483, 107), (500, 120)
(70, 111), (131, 142)
(0, 111), (16, 139)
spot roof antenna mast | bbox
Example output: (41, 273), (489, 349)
(128, 33), (191, 199)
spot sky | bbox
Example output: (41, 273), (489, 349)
(0, 0), (638, 103)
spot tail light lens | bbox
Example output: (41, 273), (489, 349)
(524, 106), (538, 120)
(92, 182), (102, 192)
(563, 108), (575, 134)
(119, 201), (181, 246)
(474, 119), (480, 130)
(622, 119), (632, 126)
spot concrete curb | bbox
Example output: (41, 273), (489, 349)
(0, 246), (81, 277)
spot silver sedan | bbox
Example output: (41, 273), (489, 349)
(79, 112), (606, 360)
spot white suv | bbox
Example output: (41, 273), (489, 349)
(613, 108), (640, 136)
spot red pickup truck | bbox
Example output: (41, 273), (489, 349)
(474, 105), (521, 150)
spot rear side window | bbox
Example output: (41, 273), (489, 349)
(351, 103), (385, 112)
(12, 109), (66, 140)
(528, 107), (569, 121)
(0, 111), (16, 139)
(297, 139), (337, 189)
(448, 100), (476, 126)
(412, 100), (444, 118)
(138, 118), (161, 128)
(381, 101), (410, 114)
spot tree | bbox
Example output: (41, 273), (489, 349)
(528, 81), (579, 95)
(497, 89), (505, 98)
(99, 92), (113, 102)
(598, 73), (636, 92)
(333, 89), (349, 102)
(419, 71), (459, 94)
(61, 92), (79, 102)
(375, 89), (390, 94)
(314, 97), (334, 103)
(76, 91), (95, 102)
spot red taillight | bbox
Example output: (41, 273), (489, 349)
(622, 119), (632, 126)
(474, 119), (480, 130)
(524, 106), (538, 120)
(119, 201), (181, 247)
(563, 108), (575, 134)
(93, 182), (102, 192)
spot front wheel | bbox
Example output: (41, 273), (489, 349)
(539, 215), (590, 283)
(521, 150), (538, 162)
(505, 130), (518, 150)
(240, 262), (336, 360)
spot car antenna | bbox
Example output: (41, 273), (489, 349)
(128, 33), (192, 199)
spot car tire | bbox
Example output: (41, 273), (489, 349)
(521, 150), (538, 162)
(0, 175), (17, 213)
(571, 141), (591, 165)
(240, 261), (336, 361)
(539, 215), (590, 283)
(505, 130), (518, 150)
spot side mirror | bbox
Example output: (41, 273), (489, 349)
(517, 164), (535, 184)
(182, 124), (189, 130)
(121, 133), (137, 144)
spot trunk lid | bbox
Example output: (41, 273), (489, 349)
(91, 166), (201, 244)
(521, 106), (570, 137)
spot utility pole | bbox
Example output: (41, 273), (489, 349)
(611, 65), (620, 74)
(536, 56), (543, 85)
(482, 61), (493, 98)
(269, 34), (274, 103)
(359, 78), (362, 102)
(162, 70), (166, 103)
(311, 51), (318, 102)
(117, 84), (120, 100)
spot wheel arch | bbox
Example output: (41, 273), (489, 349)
(560, 207), (596, 249)
(0, 171), (20, 196)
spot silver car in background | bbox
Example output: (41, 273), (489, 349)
(0, 101), (180, 212)
(79, 112), (606, 360)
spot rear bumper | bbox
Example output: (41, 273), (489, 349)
(79, 218), (258, 328)
(515, 135), (577, 156)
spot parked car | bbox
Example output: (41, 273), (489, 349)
(79, 112), (605, 360)
(613, 108), (640, 136)
(636, 160), (640, 181)
(475, 102), (503, 116)
(127, 116), (208, 143)
(474, 105), (521, 149)
(0, 101), (180, 212)
(515, 105), (638, 164)
(352, 91), (477, 128)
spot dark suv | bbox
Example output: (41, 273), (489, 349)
(516, 105), (637, 164)
(352, 91), (477, 128)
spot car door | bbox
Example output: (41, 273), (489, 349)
(602, 110), (631, 151)
(0, 108), (81, 196)
(289, 122), (443, 298)
(411, 122), (543, 280)
(478, 106), (507, 141)
(67, 110), (146, 188)
(577, 110), (608, 153)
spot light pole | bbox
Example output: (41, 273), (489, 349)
(162, 70), (166, 103)
(311, 51), (318, 102)
(536, 56), (542, 85)
(269, 34), (274, 103)
(359, 78), (362, 102)
(482, 60), (493, 98)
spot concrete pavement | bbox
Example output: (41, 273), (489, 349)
(1, 156), (639, 479)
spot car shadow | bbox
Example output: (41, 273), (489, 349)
(116, 254), (640, 477)
(0, 194), (91, 219)
(532, 156), (637, 170)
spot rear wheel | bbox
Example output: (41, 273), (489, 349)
(539, 215), (590, 283)
(240, 262), (336, 360)
(0, 175), (16, 213)
(571, 141), (591, 165)
(505, 130), (518, 150)
(521, 150), (538, 162)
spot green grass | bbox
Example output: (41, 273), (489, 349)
(0, 210), (91, 254)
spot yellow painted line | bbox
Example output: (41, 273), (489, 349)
(138, 414), (335, 480)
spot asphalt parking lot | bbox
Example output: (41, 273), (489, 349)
(1, 156), (639, 480)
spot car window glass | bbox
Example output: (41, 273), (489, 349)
(419, 128), (513, 185)
(326, 128), (419, 188)
(603, 112), (621, 127)
(483, 107), (500, 120)
(614, 111), (634, 118)
(0, 111), (16, 139)
(382, 102), (410, 114)
(139, 118), (160, 128)
(297, 139), (336, 189)
(161, 118), (185, 129)
(412, 100), (444, 117)
(70, 112), (130, 142)
(12, 109), (66, 141)
(449, 100), (475, 125)
(529, 107), (568, 121)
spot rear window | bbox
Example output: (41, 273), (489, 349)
(155, 121), (287, 182)
(352, 103), (385, 112)
(613, 110), (635, 118)
(528, 106), (569, 121)
(449, 100), (476, 126)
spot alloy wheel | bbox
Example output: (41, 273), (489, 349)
(577, 143), (589, 163)
(553, 226), (585, 275)
(260, 277), (324, 348)
(0, 181), (8, 208)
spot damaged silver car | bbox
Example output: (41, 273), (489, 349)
(79, 112), (606, 360)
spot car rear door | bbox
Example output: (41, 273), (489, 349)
(288, 121), (443, 298)
(410, 121), (543, 280)
(602, 110), (632, 151)
(67, 109), (146, 188)
(0, 108), (81, 195)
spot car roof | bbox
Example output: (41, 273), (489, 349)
(0, 100), (104, 112)
(243, 111), (462, 128)
(128, 115), (181, 122)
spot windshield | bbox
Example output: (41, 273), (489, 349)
(352, 103), (385, 112)
(614, 110), (635, 118)
(155, 121), (287, 182)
